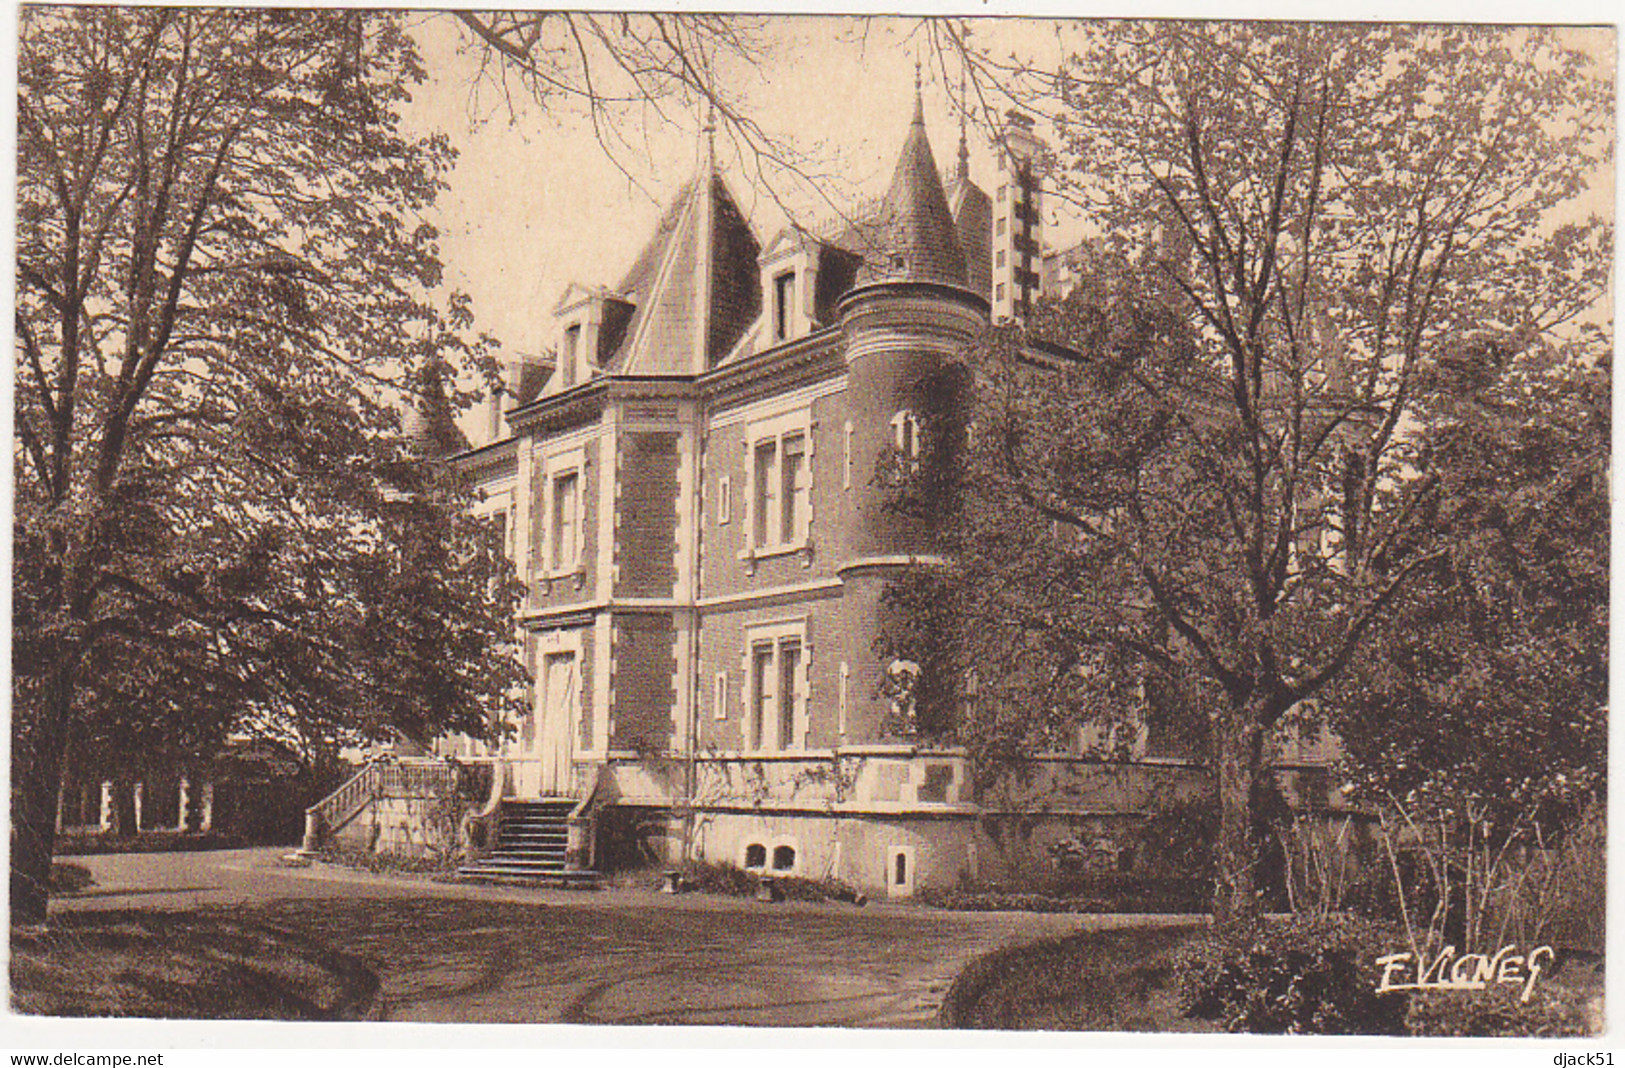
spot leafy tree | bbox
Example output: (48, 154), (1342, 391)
(14, 8), (524, 924)
(883, 23), (1610, 922)
(1330, 336), (1609, 828)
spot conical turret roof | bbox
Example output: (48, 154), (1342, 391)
(855, 93), (968, 289)
(403, 358), (469, 460)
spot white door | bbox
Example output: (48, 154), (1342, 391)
(539, 652), (578, 797)
(512, 672), (544, 798)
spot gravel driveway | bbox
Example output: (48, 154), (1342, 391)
(48, 848), (1180, 1027)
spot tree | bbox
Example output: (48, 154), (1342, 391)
(14, 8), (524, 924)
(882, 23), (1611, 922)
(1331, 335), (1609, 825)
(450, 13), (832, 208)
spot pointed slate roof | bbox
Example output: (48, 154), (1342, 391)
(402, 359), (470, 460)
(946, 173), (992, 300)
(848, 93), (968, 289)
(608, 170), (761, 376)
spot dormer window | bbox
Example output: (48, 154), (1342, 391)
(549, 287), (632, 398)
(773, 271), (796, 341)
(561, 324), (581, 388)
(759, 231), (826, 347)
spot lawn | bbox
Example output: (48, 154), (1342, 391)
(939, 921), (1606, 1035)
(941, 922), (1216, 1032)
(10, 909), (378, 1020)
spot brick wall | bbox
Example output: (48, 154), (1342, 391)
(612, 614), (676, 751)
(616, 431), (679, 597)
(698, 388), (852, 599)
(693, 593), (857, 752)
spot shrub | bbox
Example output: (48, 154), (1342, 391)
(1134, 799), (1216, 879)
(676, 858), (758, 897)
(1173, 913), (1410, 1034)
(1407, 984), (1593, 1037)
(54, 830), (244, 855)
(1531, 801), (1605, 956)
(320, 846), (456, 875)
(774, 872), (864, 903)
(1371, 794), (1605, 960)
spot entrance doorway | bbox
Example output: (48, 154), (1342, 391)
(538, 651), (578, 797)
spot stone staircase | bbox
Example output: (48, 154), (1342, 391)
(456, 799), (598, 888)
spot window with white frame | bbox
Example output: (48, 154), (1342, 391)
(779, 433), (806, 538)
(536, 449), (586, 577)
(743, 412), (813, 556)
(550, 470), (580, 571)
(752, 438), (777, 546)
(891, 409), (920, 458)
(714, 671), (729, 721)
(773, 271), (796, 341)
(743, 619), (808, 752)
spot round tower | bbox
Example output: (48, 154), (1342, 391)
(833, 92), (988, 746)
(837, 90), (988, 566)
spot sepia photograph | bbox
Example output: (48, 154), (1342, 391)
(8, 6), (1614, 1045)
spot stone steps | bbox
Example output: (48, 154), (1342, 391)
(457, 797), (597, 887)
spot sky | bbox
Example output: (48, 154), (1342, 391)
(394, 14), (1615, 378)
(397, 15), (1089, 362)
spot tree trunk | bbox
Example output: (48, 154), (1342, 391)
(11, 667), (72, 926)
(1211, 705), (1265, 926)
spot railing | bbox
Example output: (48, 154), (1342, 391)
(377, 761), (456, 799)
(300, 757), (458, 854)
(312, 763), (382, 842)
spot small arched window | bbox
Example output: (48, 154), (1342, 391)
(890, 409), (920, 458)
(744, 843), (767, 870)
(772, 845), (797, 872)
